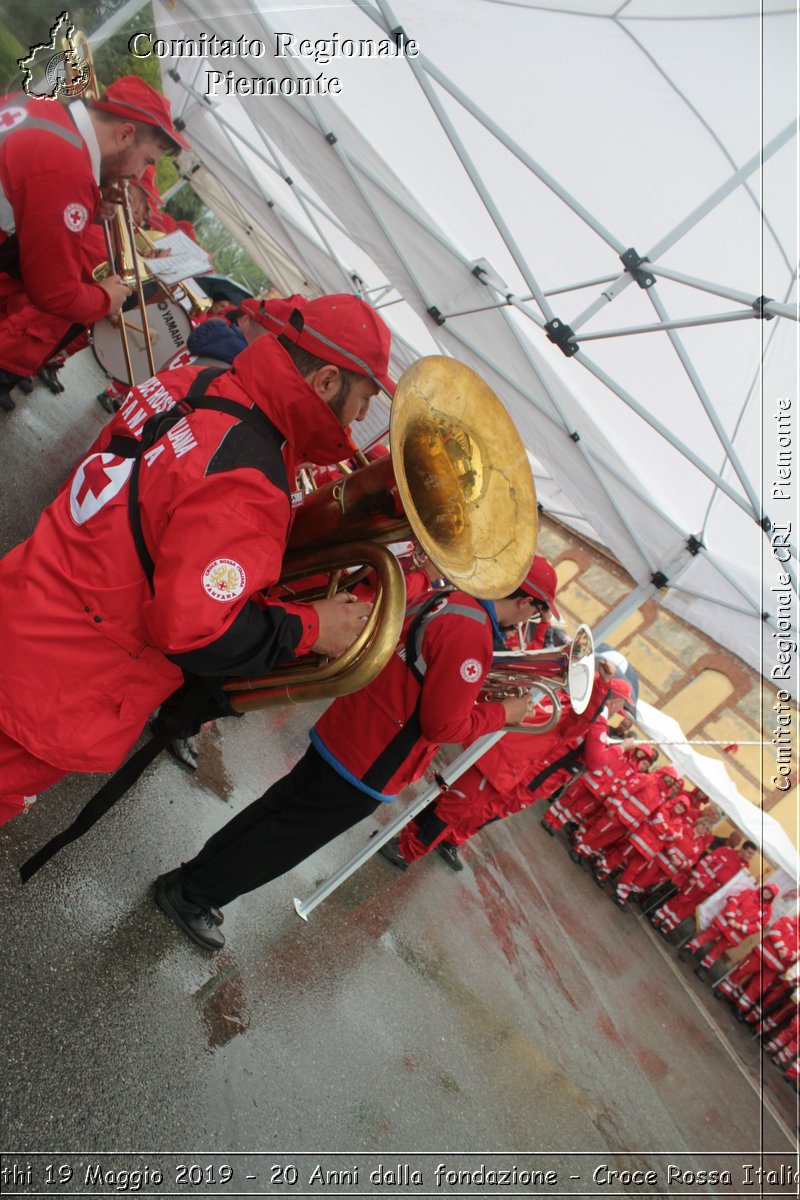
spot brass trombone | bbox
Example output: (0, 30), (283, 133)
(224, 356), (539, 711)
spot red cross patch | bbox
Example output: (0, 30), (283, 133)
(0, 107), (26, 131)
(69, 453), (133, 525)
(63, 202), (88, 232)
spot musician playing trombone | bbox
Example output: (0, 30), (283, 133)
(0, 76), (186, 411)
(153, 570), (539, 950)
(0, 295), (388, 827)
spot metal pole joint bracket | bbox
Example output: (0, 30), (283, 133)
(651, 570), (669, 589)
(325, 132), (337, 145)
(686, 535), (704, 556)
(620, 247), (655, 289)
(545, 317), (579, 356)
(760, 515), (772, 532)
(427, 306), (446, 326)
(753, 295), (775, 320)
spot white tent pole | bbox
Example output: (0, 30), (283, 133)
(645, 287), (769, 522)
(190, 136), (328, 294)
(648, 263), (799, 320)
(574, 310), (760, 341)
(88, 0), (149, 47)
(646, 122), (796, 262)
(581, 448), (688, 541)
(568, 272), (634, 333)
(372, 0), (557, 324)
(545, 275), (619, 297)
(356, 0), (627, 254)
(592, 582), (660, 641)
(169, 77), (355, 244)
(670, 583), (798, 629)
(497, 308), (659, 574)
(574, 349), (765, 522)
(293, 730), (507, 921)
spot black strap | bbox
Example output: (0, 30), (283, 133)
(20, 370), (284, 882)
(20, 676), (220, 883)
(526, 684), (610, 793)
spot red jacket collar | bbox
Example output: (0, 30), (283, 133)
(218, 334), (356, 467)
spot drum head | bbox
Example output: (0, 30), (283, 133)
(92, 296), (191, 386)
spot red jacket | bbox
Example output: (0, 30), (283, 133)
(686, 845), (744, 896)
(656, 826), (713, 886)
(312, 591), (507, 800)
(0, 96), (111, 374)
(0, 336), (354, 772)
(475, 672), (611, 795)
(714, 887), (776, 945)
(757, 915), (800, 972)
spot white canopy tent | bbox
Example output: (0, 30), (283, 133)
(635, 701), (799, 876)
(98, 0), (798, 686)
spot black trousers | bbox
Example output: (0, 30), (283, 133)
(180, 745), (380, 908)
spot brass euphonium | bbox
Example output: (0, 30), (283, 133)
(224, 356), (539, 711)
(479, 624), (596, 733)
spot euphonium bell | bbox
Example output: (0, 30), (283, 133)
(479, 624), (596, 733)
(224, 356), (539, 711)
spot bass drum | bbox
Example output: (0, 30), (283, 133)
(91, 295), (191, 386)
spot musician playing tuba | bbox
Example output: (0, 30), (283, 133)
(0, 295), (389, 827)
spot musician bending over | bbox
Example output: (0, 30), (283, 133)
(0, 77), (184, 412)
(0, 296), (386, 824)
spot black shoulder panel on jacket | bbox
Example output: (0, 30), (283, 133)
(206, 407), (290, 497)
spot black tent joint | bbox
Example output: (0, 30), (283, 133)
(284, 176), (294, 186)
(620, 247), (655, 289)
(760, 515), (772, 532)
(174, 117), (187, 132)
(427, 306), (446, 326)
(762, 612), (770, 622)
(537, 501), (544, 513)
(753, 295), (775, 320)
(651, 570), (669, 589)
(545, 317), (579, 357)
(168, 69), (180, 83)
(569, 431), (581, 443)
(686, 534), (704, 556)
(325, 132), (338, 145)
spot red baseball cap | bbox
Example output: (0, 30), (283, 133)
(518, 555), (560, 618)
(241, 295), (309, 332)
(607, 677), (633, 702)
(280, 294), (395, 396)
(91, 76), (190, 151)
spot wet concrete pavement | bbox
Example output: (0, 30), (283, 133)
(1, 357), (797, 1193)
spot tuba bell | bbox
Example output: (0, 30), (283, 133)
(223, 356), (539, 711)
(479, 624), (596, 733)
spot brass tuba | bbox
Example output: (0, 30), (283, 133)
(479, 624), (596, 733)
(224, 356), (539, 711)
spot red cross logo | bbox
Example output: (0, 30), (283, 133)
(0, 108), (25, 131)
(69, 453), (133, 526)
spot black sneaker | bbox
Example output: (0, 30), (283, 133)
(378, 837), (408, 871)
(16, 377), (34, 394)
(436, 841), (464, 872)
(158, 868), (223, 925)
(165, 736), (198, 771)
(155, 872), (225, 950)
(0, 390), (15, 412)
(97, 390), (121, 414)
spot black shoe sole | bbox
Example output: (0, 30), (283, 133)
(378, 845), (408, 871)
(155, 875), (225, 950)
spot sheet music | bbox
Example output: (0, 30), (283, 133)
(146, 230), (213, 286)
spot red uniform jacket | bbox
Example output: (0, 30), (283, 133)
(684, 845), (743, 897)
(312, 591), (507, 800)
(656, 826), (713, 886)
(0, 336), (354, 772)
(714, 887), (776, 946)
(476, 672), (611, 795)
(0, 96), (111, 374)
(758, 916), (800, 972)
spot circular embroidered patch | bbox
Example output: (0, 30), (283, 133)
(64, 202), (88, 232)
(460, 658), (482, 683)
(202, 557), (247, 602)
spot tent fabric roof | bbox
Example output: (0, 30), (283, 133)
(151, 0), (797, 685)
